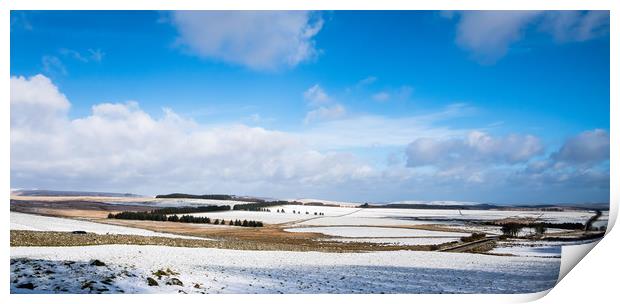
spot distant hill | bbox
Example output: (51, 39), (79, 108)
(11, 189), (143, 198)
(359, 202), (499, 210)
(155, 193), (272, 203)
(155, 193), (608, 211)
(359, 201), (608, 211)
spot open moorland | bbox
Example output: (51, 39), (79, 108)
(10, 194), (607, 294)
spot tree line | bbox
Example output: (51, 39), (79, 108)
(150, 205), (230, 214)
(107, 211), (263, 227)
(155, 193), (236, 200)
(498, 222), (585, 237)
(232, 201), (301, 211)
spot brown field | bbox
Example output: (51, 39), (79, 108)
(10, 196), (466, 252)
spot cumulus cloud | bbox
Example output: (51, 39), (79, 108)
(302, 84), (346, 124)
(512, 129), (609, 191)
(446, 11), (609, 63)
(552, 129), (610, 164)
(11, 74), (70, 131)
(453, 11), (541, 63)
(10, 75), (608, 203)
(10, 74), (372, 195)
(405, 131), (544, 168)
(402, 128), (608, 196)
(304, 104), (346, 124)
(170, 11), (323, 70)
(303, 84), (331, 106)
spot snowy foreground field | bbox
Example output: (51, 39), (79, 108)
(10, 196), (605, 294)
(11, 245), (559, 294)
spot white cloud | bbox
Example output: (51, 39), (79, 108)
(41, 56), (67, 75)
(60, 48), (105, 63)
(10, 75), (371, 196)
(356, 76), (377, 87)
(10, 75), (608, 203)
(552, 129), (609, 164)
(10, 74), (70, 131)
(511, 129), (609, 192)
(170, 11), (323, 70)
(303, 84), (331, 106)
(541, 11), (610, 42)
(10, 12), (33, 31)
(405, 131), (544, 168)
(302, 84), (346, 124)
(453, 11), (541, 63)
(447, 11), (609, 63)
(302, 104), (473, 150)
(372, 91), (390, 102)
(304, 104), (346, 124)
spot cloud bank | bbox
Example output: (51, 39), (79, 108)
(10, 75), (609, 203)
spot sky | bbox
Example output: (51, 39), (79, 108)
(10, 11), (610, 204)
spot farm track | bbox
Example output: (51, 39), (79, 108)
(439, 237), (498, 253)
(278, 208), (363, 227)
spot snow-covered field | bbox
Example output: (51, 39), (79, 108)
(489, 239), (600, 258)
(11, 245), (560, 294)
(104, 198), (245, 208)
(179, 205), (359, 224)
(293, 198), (360, 207)
(490, 245), (561, 258)
(267, 204), (357, 216)
(101, 198), (595, 229)
(292, 207), (594, 227)
(294, 216), (437, 227)
(349, 208), (594, 224)
(490, 241), (564, 258)
(285, 227), (469, 238)
(591, 211), (609, 230)
(10, 212), (205, 240)
(326, 237), (461, 246)
(177, 210), (308, 224)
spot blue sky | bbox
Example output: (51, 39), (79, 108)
(10, 11), (610, 204)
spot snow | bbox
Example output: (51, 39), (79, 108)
(267, 204), (357, 216)
(294, 198), (360, 207)
(591, 211), (609, 229)
(178, 210), (308, 224)
(295, 216), (436, 227)
(326, 238), (461, 246)
(285, 226), (469, 238)
(295, 208), (594, 227)
(11, 245), (560, 294)
(179, 206), (359, 225)
(490, 246), (561, 258)
(104, 198), (244, 208)
(392, 200), (481, 206)
(490, 241), (563, 258)
(10, 212), (205, 240)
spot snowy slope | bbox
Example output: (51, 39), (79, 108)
(11, 245), (560, 294)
